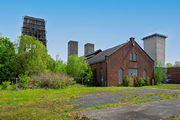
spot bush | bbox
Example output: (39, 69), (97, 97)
(18, 74), (30, 88)
(66, 55), (93, 85)
(0, 81), (15, 90)
(123, 76), (133, 86)
(30, 73), (74, 89)
(135, 77), (145, 87)
(154, 63), (167, 84)
(144, 77), (150, 86)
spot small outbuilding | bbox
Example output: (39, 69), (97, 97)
(86, 38), (154, 86)
(167, 66), (180, 84)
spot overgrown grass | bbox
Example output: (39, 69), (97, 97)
(0, 86), (133, 120)
(145, 85), (180, 90)
(0, 85), (179, 120)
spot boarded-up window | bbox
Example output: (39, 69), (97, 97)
(100, 68), (104, 86)
(129, 53), (133, 61)
(133, 53), (137, 61)
(118, 69), (123, 85)
(143, 70), (147, 79)
(130, 53), (137, 62)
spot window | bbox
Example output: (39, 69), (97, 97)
(129, 53), (137, 62)
(129, 53), (133, 61)
(143, 70), (147, 79)
(133, 53), (137, 61)
(118, 69), (123, 85)
(100, 68), (104, 85)
(128, 69), (138, 76)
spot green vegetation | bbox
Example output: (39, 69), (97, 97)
(166, 61), (180, 67)
(0, 36), (16, 78)
(145, 85), (180, 90)
(0, 85), (179, 120)
(154, 63), (167, 84)
(166, 62), (173, 67)
(66, 55), (93, 85)
(123, 76), (133, 86)
(135, 77), (145, 87)
(15, 35), (50, 76)
(0, 35), (93, 89)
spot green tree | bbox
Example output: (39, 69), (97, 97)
(154, 63), (167, 84)
(166, 62), (173, 67)
(47, 57), (66, 73)
(0, 36), (16, 78)
(15, 35), (49, 76)
(174, 61), (180, 66)
(66, 55), (93, 85)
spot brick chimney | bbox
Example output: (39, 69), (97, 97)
(84, 43), (94, 56)
(68, 40), (78, 57)
(130, 37), (135, 42)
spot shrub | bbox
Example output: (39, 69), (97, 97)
(18, 74), (30, 89)
(66, 55), (93, 85)
(1, 81), (15, 90)
(135, 77), (145, 87)
(154, 63), (167, 84)
(30, 73), (74, 89)
(144, 77), (150, 86)
(123, 76), (133, 86)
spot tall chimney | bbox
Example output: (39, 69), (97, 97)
(84, 43), (94, 56)
(142, 33), (167, 66)
(68, 40), (78, 57)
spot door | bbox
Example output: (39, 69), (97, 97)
(118, 69), (123, 85)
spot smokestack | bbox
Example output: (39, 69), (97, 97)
(142, 33), (167, 66)
(84, 43), (94, 56)
(68, 40), (78, 57)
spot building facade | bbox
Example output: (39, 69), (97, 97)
(167, 66), (180, 84)
(86, 38), (154, 86)
(22, 16), (47, 47)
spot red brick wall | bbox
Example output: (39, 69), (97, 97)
(167, 67), (180, 84)
(106, 40), (154, 86)
(91, 62), (107, 86)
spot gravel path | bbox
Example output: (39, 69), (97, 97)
(79, 98), (180, 120)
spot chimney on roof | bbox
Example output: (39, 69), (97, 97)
(130, 37), (135, 42)
(84, 43), (95, 56)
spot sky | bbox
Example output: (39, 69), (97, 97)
(0, 0), (179, 63)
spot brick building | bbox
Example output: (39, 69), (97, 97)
(167, 66), (180, 84)
(86, 38), (154, 86)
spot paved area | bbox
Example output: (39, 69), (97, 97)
(69, 88), (180, 109)
(79, 98), (180, 120)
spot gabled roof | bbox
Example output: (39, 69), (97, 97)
(87, 43), (127, 64)
(85, 49), (102, 60)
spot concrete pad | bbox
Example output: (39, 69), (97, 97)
(79, 98), (180, 120)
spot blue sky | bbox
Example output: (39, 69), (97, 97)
(0, 0), (179, 63)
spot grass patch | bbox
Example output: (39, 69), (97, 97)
(145, 85), (180, 90)
(0, 86), (134, 120)
(0, 85), (179, 120)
